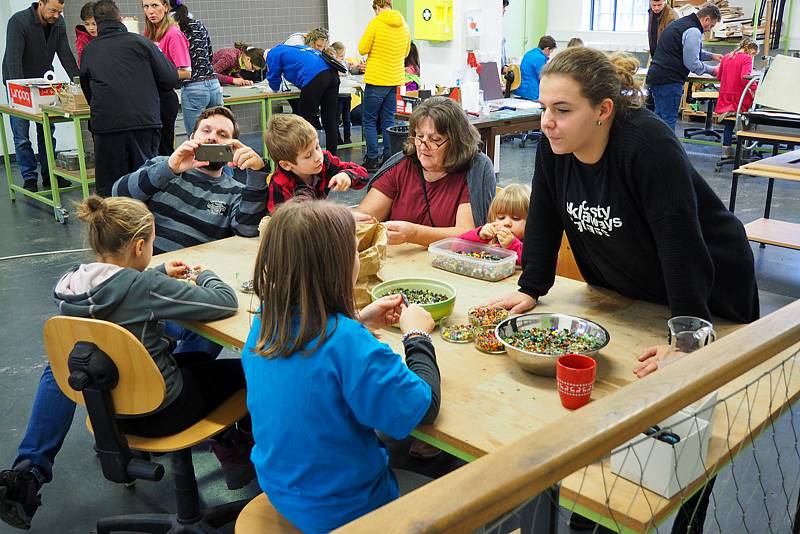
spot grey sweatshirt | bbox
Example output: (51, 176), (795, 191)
(54, 263), (238, 411)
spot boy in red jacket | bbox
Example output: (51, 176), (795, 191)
(264, 114), (368, 214)
(75, 2), (97, 66)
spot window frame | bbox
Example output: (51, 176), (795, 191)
(589, 0), (649, 32)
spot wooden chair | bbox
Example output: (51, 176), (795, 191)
(43, 316), (249, 534)
(557, 233), (584, 282)
(235, 493), (300, 533)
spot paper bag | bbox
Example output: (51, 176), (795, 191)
(354, 221), (387, 308)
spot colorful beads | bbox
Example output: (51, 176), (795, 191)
(502, 327), (601, 355)
(468, 306), (509, 327)
(456, 250), (503, 261)
(431, 254), (515, 282)
(474, 327), (506, 354)
(441, 323), (474, 343)
(380, 288), (448, 305)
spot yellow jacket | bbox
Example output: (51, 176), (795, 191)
(359, 9), (411, 87)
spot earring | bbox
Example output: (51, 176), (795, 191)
(596, 120), (603, 126)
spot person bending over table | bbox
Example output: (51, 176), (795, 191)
(353, 96), (496, 246)
(495, 47), (759, 365)
(494, 46), (759, 534)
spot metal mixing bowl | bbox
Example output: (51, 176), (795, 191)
(495, 313), (610, 376)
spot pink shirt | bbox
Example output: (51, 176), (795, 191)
(715, 52), (757, 115)
(155, 25), (191, 69)
(458, 226), (524, 265)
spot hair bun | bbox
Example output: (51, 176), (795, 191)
(76, 195), (107, 223)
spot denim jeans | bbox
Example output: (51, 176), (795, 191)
(650, 83), (684, 132)
(9, 116), (55, 183)
(12, 322), (220, 485)
(363, 84), (397, 159)
(163, 321), (223, 359)
(722, 122), (735, 147)
(13, 365), (76, 484)
(181, 79), (223, 137)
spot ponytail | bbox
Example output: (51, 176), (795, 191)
(76, 196), (154, 257)
(542, 47), (643, 124)
(235, 41), (266, 69)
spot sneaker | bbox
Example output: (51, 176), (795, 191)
(721, 146), (734, 158)
(363, 157), (381, 172)
(408, 438), (442, 460)
(0, 466), (42, 530)
(210, 428), (256, 490)
(22, 180), (37, 193)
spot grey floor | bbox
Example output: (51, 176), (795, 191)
(0, 122), (799, 533)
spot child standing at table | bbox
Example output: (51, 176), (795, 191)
(241, 199), (441, 534)
(332, 41), (355, 145)
(75, 1), (97, 66)
(715, 37), (759, 158)
(458, 184), (530, 265)
(264, 114), (368, 214)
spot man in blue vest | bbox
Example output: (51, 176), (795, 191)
(646, 3), (723, 131)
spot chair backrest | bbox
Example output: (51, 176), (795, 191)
(556, 233), (585, 282)
(43, 316), (166, 415)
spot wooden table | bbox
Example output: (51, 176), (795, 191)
(154, 237), (800, 534)
(0, 104), (91, 222)
(732, 149), (800, 251)
(729, 129), (800, 212)
(41, 104), (94, 202)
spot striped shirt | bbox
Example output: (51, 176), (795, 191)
(112, 157), (267, 253)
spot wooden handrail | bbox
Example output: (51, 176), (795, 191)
(335, 299), (800, 533)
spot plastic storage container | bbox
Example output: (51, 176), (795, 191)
(428, 238), (517, 282)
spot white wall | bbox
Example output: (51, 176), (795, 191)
(1, 0), (78, 156)
(327, 0), (504, 87)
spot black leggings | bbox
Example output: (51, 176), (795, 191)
(299, 69), (340, 155)
(117, 355), (245, 438)
(158, 90), (179, 157)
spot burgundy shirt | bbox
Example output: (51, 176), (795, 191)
(372, 158), (469, 227)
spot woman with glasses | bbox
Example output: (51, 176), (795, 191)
(354, 97), (497, 246)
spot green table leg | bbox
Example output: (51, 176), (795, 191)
(73, 116), (90, 199)
(1, 112), (15, 201)
(41, 112), (65, 222)
(264, 98), (273, 172)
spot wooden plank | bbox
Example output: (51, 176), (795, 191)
(736, 130), (800, 144)
(54, 166), (95, 180)
(739, 149), (800, 175)
(745, 218), (800, 250)
(733, 166), (800, 181)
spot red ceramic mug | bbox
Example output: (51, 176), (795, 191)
(556, 354), (597, 410)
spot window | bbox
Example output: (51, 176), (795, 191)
(590, 0), (650, 32)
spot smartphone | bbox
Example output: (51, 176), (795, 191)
(195, 144), (233, 163)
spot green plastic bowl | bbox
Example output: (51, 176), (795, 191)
(371, 278), (457, 322)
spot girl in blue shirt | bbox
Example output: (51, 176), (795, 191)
(241, 199), (441, 533)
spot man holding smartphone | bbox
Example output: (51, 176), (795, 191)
(112, 106), (267, 253)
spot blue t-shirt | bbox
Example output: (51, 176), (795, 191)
(241, 313), (432, 534)
(515, 47), (548, 101)
(266, 44), (331, 91)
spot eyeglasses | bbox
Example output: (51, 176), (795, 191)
(413, 135), (449, 150)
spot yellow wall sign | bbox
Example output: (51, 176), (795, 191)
(414, 0), (453, 42)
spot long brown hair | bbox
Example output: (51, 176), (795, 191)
(252, 199), (357, 358)
(234, 41), (266, 70)
(403, 96), (481, 172)
(142, 0), (175, 43)
(541, 47), (643, 124)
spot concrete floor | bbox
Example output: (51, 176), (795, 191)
(0, 123), (799, 533)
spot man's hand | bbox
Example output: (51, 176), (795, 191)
(496, 228), (514, 248)
(227, 139), (265, 171)
(385, 220), (418, 245)
(328, 172), (352, 192)
(479, 223), (497, 241)
(351, 210), (375, 223)
(168, 139), (207, 175)
(232, 77), (253, 86)
(711, 53), (723, 62)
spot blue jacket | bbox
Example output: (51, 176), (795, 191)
(515, 47), (548, 101)
(266, 44), (331, 91)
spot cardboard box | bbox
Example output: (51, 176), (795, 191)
(610, 393), (717, 498)
(6, 78), (65, 114)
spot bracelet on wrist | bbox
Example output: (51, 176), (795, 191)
(402, 329), (432, 344)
